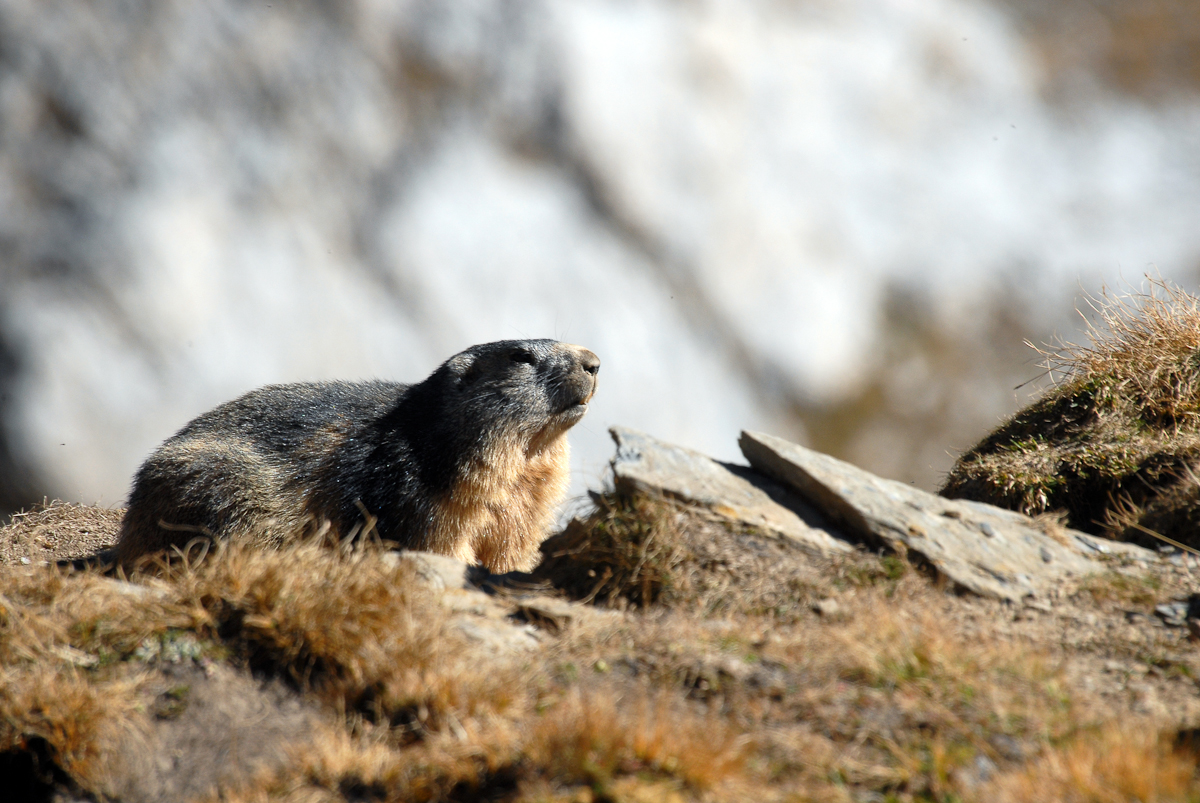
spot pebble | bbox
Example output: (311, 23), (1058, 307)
(1155, 602), (1189, 627)
(813, 598), (841, 617)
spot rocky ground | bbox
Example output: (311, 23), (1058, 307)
(2, 427), (1200, 802)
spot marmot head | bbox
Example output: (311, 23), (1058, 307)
(437, 339), (600, 450)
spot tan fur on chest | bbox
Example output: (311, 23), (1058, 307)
(425, 432), (571, 572)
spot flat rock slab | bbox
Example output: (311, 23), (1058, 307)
(610, 427), (851, 555)
(740, 430), (1154, 600)
(389, 551), (621, 653)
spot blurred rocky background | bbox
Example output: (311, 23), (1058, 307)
(1, 0), (1199, 515)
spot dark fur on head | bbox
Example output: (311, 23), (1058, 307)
(115, 339), (600, 571)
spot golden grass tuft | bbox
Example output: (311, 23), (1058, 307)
(536, 489), (840, 619)
(1, 500), (123, 555)
(526, 687), (748, 792)
(211, 685), (747, 802)
(942, 278), (1200, 547)
(535, 491), (688, 607)
(0, 556), (183, 796)
(0, 536), (529, 796)
(981, 724), (1199, 803)
(0, 665), (145, 793)
(151, 538), (525, 729)
(1077, 569), (1162, 607)
(771, 595), (1072, 799)
(1036, 279), (1200, 429)
(201, 721), (512, 803)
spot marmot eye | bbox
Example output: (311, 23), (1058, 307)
(510, 350), (536, 365)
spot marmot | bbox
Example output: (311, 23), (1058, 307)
(114, 340), (600, 572)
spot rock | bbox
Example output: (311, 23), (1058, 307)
(1155, 602), (1189, 627)
(609, 427), (851, 556)
(384, 551), (560, 654)
(988, 733), (1027, 761)
(812, 598), (841, 618)
(952, 753), (999, 790)
(739, 430), (1155, 601)
(1130, 682), (1169, 718)
(454, 618), (542, 653)
(511, 595), (622, 635)
(389, 550), (474, 592)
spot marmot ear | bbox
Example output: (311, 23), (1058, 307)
(509, 347), (536, 366)
(445, 354), (477, 388)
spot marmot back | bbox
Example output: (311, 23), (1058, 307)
(115, 340), (600, 572)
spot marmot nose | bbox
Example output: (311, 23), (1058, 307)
(578, 349), (600, 376)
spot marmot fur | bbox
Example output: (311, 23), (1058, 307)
(115, 340), (600, 572)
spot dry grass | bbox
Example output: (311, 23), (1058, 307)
(2, 498), (123, 541)
(4, 497), (1200, 802)
(0, 535), (493, 726)
(0, 559), (174, 794)
(0, 666), (145, 793)
(0, 520), (752, 800)
(768, 596), (1073, 799)
(981, 723), (1200, 803)
(942, 278), (1200, 547)
(0, 537), (526, 797)
(204, 720), (520, 803)
(525, 687), (748, 792)
(536, 489), (846, 620)
(1078, 569), (1163, 607)
(207, 686), (746, 802)
(0, 499), (122, 565)
(154, 538), (498, 725)
(535, 491), (688, 607)
(1035, 279), (1200, 429)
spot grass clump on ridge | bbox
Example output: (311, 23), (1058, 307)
(533, 488), (845, 618)
(534, 491), (689, 607)
(207, 687), (747, 803)
(980, 724), (1198, 803)
(155, 538), (526, 731)
(0, 537), (519, 798)
(941, 278), (1200, 547)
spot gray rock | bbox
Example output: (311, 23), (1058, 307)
(610, 427), (851, 556)
(388, 550), (474, 592)
(1155, 601), (1189, 627)
(812, 598), (842, 618)
(739, 430), (1155, 600)
(511, 595), (623, 635)
(454, 618), (543, 654)
(952, 753), (999, 790)
(382, 551), (554, 653)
